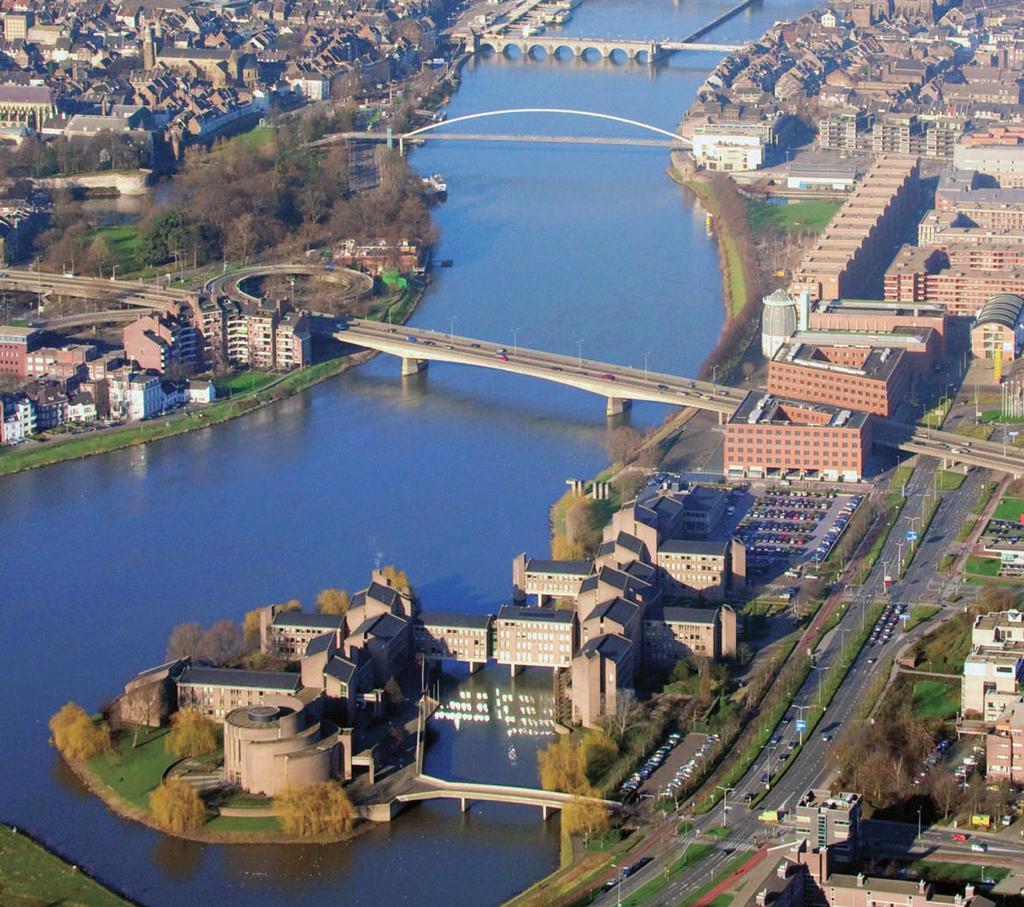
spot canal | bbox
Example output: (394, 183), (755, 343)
(0, 0), (814, 903)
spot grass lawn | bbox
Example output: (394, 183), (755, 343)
(0, 825), (129, 906)
(953, 423), (994, 440)
(965, 555), (1001, 577)
(911, 678), (960, 721)
(993, 496), (1024, 522)
(205, 815), (281, 833)
(935, 471), (965, 491)
(890, 464), (915, 491)
(585, 828), (624, 851)
(676, 851), (755, 907)
(913, 861), (1010, 885)
(913, 614), (974, 676)
(213, 370), (279, 395)
(619, 843), (714, 907)
(904, 605), (940, 632)
(93, 223), (142, 273)
(746, 198), (843, 234)
(706, 896), (735, 907)
(706, 827), (732, 840)
(87, 727), (179, 810)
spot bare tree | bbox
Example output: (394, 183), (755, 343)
(196, 620), (246, 666)
(166, 622), (203, 660)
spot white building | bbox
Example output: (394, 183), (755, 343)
(1, 394), (34, 443)
(109, 373), (166, 422)
(691, 122), (775, 172)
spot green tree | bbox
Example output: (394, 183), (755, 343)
(149, 778), (207, 832)
(49, 702), (112, 761)
(165, 709), (218, 758)
(378, 565), (414, 598)
(276, 783), (356, 837)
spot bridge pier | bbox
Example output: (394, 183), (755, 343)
(460, 797), (470, 813)
(510, 663), (521, 678)
(606, 397), (631, 417)
(401, 356), (427, 376)
(467, 660), (482, 674)
(542, 805), (551, 821)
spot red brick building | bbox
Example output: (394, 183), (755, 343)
(724, 392), (872, 482)
(767, 328), (935, 417)
(986, 698), (1024, 785)
(0, 324), (40, 377)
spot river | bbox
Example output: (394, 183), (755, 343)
(0, 0), (815, 903)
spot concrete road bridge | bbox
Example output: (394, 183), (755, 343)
(397, 773), (619, 820)
(334, 318), (743, 417)
(0, 268), (187, 312)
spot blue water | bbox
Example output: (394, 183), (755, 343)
(0, 0), (814, 902)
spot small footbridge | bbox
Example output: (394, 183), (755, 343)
(397, 773), (620, 819)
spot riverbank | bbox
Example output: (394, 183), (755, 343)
(0, 283), (426, 479)
(669, 156), (766, 386)
(60, 747), (372, 847)
(0, 823), (134, 906)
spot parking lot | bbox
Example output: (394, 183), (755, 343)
(623, 732), (717, 805)
(735, 490), (864, 575)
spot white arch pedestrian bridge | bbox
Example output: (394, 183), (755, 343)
(397, 108), (692, 150)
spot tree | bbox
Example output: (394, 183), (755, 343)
(49, 702), (112, 761)
(670, 657), (695, 684)
(613, 470), (646, 503)
(196, 620), (246, 666)
(166, 622), (203, 660)
(276, 782), (356, 837)
(317, 588), (351, 616)
(582, 729), (619, 779)
(929, 769), (961, 822)
(165, 709), (218, 758)
(562, 794), (609, 839)
(539, 736), (586, 794)
(149, 778), (207, 833)
(564, 499), (602, 556)
(606, 427), (644, 464)
(242, 608), (265, 650)
(378, 565), (414, 598)
(600, 692), (642, 745)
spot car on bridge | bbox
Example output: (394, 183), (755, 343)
(601, 373), (615, 381)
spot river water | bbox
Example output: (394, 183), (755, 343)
(0, 1), (814, 903)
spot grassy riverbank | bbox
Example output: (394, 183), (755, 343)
(0, 356), (358, 478)
(0, 824), (132, 906)
(0, 277), (428, 479)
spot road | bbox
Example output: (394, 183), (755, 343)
(605, 462), (1024, 905)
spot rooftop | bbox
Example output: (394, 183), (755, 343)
(497, 604), (576, 624)
(178, 666), (301, 692)
(418, 611), (493, 630)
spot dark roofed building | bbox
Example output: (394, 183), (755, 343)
(177, 666), (301, 718)
(572, 633), (636, 727)
(260, 606), (344, 658)
(971, 292), (1024, 360)
(415, 611), (494, 667)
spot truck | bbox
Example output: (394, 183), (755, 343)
(759, 809), (780, 823)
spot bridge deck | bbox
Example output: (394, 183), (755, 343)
(336, 318), (743, 415)
(397, 774), (619, 810)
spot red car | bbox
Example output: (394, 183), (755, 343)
(952, 833), (968, 843)
(601, 373), (615, 381)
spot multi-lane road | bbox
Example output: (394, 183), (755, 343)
(606, 463), (1024, 905)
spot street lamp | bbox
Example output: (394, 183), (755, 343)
(611, 863), (624, 907)
(577, 339), (584, 368)
(448, 316), (456, 339)
(812, 664), (830, 706)
(917, 807), (923, 840)
(643, 351), (651, 384)
(512, 327), (520, 358)
(716, 785), (735, 827)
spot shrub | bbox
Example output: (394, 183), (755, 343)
(49, 702), (112, 760)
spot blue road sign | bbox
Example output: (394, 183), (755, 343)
(795, 719), (807, 733)
(906, 530), (918, 542)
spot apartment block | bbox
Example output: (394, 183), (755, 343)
(724, 392), (872, 482)
(176, 666), (302, 718)
(961, 610), (1024, 721)
(414, 612), (493, 667)
(793, 789), (861, 861)
(123, 307), (199, 373)
(494, 605), (578, 672)
(791, 156), (920, 302)
(807, 299), (948, 353)
(0, 325), (40, 377)
(986, 698), (1024, 784)
(260, 608), (345, 659)
(970, 294), (1024, 360)
(656, 539), (732, 600)
(512, 555), (593, 604)
(571, 634), (634, 728)
(642, 605), (736, 665)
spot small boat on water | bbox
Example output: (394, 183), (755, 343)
(508, 745), (518, 763)
(422, 173), (448, 198)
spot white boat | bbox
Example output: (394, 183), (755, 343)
(508, 745), (518, 762)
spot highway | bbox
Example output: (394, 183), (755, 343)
(335, 318), (746, 416)
(605, 463), (1024, 905)
(0, 268), (187, 310)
